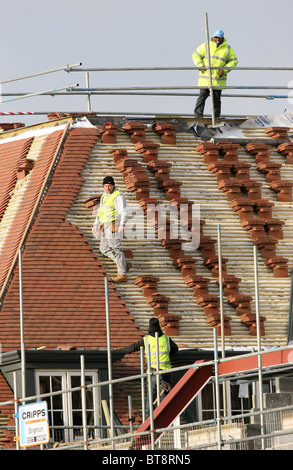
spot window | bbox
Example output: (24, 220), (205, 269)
(196, 378), (277, 422)
(35, 370), (100, 443)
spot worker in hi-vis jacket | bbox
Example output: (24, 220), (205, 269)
(118, 317), (179, 416)
(192, 29), (238, 118)
(92, 176), (131, 283)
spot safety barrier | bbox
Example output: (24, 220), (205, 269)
(1, 345), (293, 450)
(1, 61), (293, 120)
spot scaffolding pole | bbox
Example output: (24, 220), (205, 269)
(146, 344), (155, 450)
(213, 327), (222, 450)
(217, 225), (225, 357)
(13, 372), (20, 450)
(105, 277), (115, 448)
(253, 245), (265, 449)
(68, 66), (293, 72)
(19, 248), (26, 403)
(85, 71), (92, 112)
(217, 225), (227, 418)
(140, 347), (146, 422)
(80, 355), (88, 450)
(205, 12), (215, 126)
(0, 63), (82, 85)
(0, 84), (78, 104)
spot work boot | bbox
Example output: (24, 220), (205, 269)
(126, 261), (132, 272)
(111, 274), (128, 283)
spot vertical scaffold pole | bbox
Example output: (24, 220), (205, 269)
(13, 372), (20, 450)
(217, 225), (225, 356)
(217, 225), (227, 417)
(80, 355), (88, 450)
(85, 71), (92, 112)
(140, 347), (146, 422)
(105, 277), (115, 448)
(155, 332), (160, 408)
(253, 245), (265, 449)
(205, 12), (216, 125)
(213, 327), (222, 450)
(146, 344), (155, 450)
(19, 248), (26, 403)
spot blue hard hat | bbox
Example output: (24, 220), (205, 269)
(213, 29), (224, 38)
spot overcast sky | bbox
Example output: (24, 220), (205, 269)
(1, 0), (292, 125)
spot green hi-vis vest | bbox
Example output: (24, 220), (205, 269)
(144, 334), (171, 370)
(98, 189), (121, 224)
(192, 39), (238, 89)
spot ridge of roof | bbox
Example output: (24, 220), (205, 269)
(0, 116), (74, 142)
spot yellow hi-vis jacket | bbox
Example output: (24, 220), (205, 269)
(144, 334), (171, 370)
(98, 189), (122, 224)
(192, 38), (238, 89)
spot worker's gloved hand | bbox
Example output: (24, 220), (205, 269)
(161, 379), (171, 394)
(218, 69), (225, 77)
(92, 225), (100, 239)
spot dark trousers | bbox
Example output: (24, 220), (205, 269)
(146, 372), (172, 417)
(194, 88), (222, 117)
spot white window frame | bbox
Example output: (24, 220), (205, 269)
(196, 377), (276, 422)
(35, 369), (100, 443)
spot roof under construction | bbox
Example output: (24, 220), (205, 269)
(0, 105), (293, 447)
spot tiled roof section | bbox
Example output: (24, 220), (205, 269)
(0, 387), (14, 448)
(0, 138), (33, 220)
(0, 131), (66, 295)
(0, 126), (143, 352)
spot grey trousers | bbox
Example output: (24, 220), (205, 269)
(99, 226), (127, 275)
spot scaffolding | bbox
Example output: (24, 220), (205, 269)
(0, 12), (292, 124)
(1, 16), (293, 124)
(1, 252), (293, 451)
(1, 61), (293, 120)
(2, 345), (293, 450)
(0, 238), (288, 450)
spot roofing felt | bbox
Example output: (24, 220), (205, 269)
(66, 119), (293, 349)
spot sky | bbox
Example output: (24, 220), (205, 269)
(0, 0), (293, 126)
